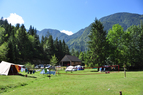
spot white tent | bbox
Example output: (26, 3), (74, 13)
(0, 61), (19, 76)
(65, 66), (77, 71)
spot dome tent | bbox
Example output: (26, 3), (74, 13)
(76, 65), (84, 70)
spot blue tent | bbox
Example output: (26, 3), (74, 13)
(40, 69), (56, 75)
(76, 65), (84, 70)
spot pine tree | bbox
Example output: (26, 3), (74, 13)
(7, 26), (16, 62)
(65, 45), (70, 55)
(54, 38), (60, 61)
(58, 40), (63, 60)
(28, 25), (34, 36)
(71, 48), (75, 56)
(88, 19), (107, 66)
(16, 23), (20, 30)
(17, 24), (29, 62)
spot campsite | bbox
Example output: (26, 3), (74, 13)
(0, 66), (143, 95)
(0, 53), (143, 95)
(0, 1), (143, 95)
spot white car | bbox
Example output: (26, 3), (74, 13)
(40, 66), (44, 69)
(35, 65), (39, 68)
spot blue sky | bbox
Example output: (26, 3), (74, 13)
(0, 0), (143, 35)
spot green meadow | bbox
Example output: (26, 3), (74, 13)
(0, 70), (143, 95)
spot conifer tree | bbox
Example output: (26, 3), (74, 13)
(88, 19), (107, 66)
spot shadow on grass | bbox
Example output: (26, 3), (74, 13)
(90, 70), (98, 72)
(18, 73), (37, 78)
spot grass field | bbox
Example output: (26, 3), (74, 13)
(0, 69), (143, 95)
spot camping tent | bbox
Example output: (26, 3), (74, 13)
(40, 69), (56, 75)
(65, 66), (77, 71)
(76, 65), (84, 70)
(0, 61), (20, 75)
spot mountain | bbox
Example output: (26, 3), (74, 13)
(100, 12), (143, 31)
(37, 28), (85, 43)
(37, 29), (68, 41)
(37, 12), (143, 51)
(66, 12), (143, 51)
(67, 25), (91, 51)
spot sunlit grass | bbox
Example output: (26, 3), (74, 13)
(0, 70), (143, 95)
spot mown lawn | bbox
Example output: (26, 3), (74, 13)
(0, 70), (143, 95)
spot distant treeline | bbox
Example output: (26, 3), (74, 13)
(0, 18), (70, 65)
(1, 17), (143, 70)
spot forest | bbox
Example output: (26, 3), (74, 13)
(77, 19), (143, 70)
(0, 17), (143, 70)
(0, 18), (70, 65)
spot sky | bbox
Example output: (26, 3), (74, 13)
(0, 0), (143, 35)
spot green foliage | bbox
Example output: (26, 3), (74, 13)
(50, 54), (58, 66)
(67, 12), (143, 52)
(71, 48), (75, 56)
(107, 24), (124, 45)
(0, 42), (8, 61)
(1, 12), (143, 69)
(0, 19), (70, 65)
(106, 23), (143, 69)
(78, 52), (84, 61)
(25, 62), (34, 70)
(123, 25), (143, 68)
(88, 19), (107, 66)
(106, 24), (125, 66)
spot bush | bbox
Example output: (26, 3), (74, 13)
(25, 62), (34, 70)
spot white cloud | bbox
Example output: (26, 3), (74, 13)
(60, 30), (73, 35)
(4, 13), (24, 25)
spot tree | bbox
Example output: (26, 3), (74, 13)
(88, 19), (107, 66)
(62, 40), (70, 56)
(25, 62), (34, 70)
(58, 40), (63, 60)
(54, 38), (60, 61)
(107, 24), (125, 66)
(125, 25), (143, 68)
(0, 27), (6, 45)
(75, 50), (80, 58)
(28, 25), (34, 36)
(84, 50), (93, 67)
(79, 52), (84, 62)
(7, 26), (16, 62)
(0, 42), (8, 61)
(43, 35), (55, 62)
(71, 48), (75, 56)
(15, 23), (20, 30)
(16, 24), (30, 62)
(50, 55), (58, 66)
(65, 45), (70, 55)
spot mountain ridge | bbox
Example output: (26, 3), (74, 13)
(36, 12), (143, 51)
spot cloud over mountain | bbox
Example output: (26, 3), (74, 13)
(60, 30), (73, 35)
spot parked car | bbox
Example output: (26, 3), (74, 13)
(35, 65), (40, 68)
(45, 64), (51, 68)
